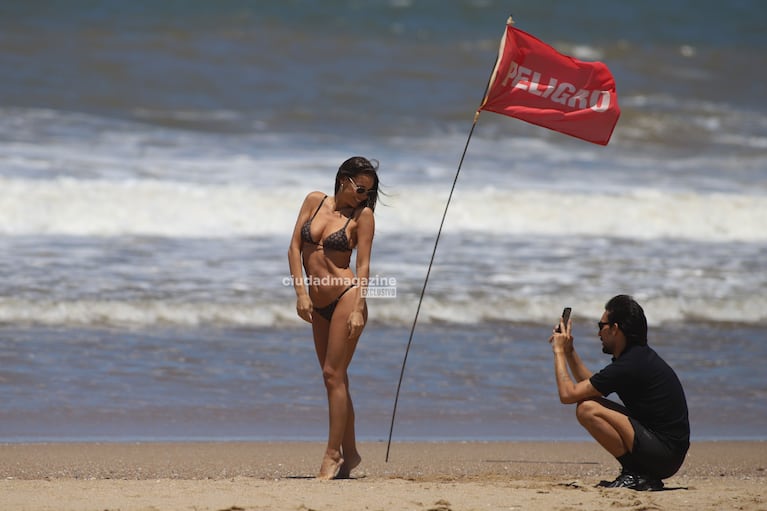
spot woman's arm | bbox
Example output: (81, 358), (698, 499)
(287, 192), (322, 323)
(347, 207), (375, 338)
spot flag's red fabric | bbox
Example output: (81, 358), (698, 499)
(479, 24), (620, 145)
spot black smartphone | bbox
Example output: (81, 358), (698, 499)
(556, 307), (572, 333)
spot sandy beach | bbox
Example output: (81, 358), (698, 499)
(0, 441), (764, 510)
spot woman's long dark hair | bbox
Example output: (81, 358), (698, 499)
(334, 156), (381, 212)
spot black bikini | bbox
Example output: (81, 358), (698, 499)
(313, 285), (355, 321)
(301, 195), (356, 321)
(301, 196), (352, 253)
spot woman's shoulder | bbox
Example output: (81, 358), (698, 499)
(354, 205), (375, 226)
(357, 205), (374, 217)
(305, 190), (327, 200)
(302, 191), (328, 208)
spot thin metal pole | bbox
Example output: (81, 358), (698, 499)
(384, 110), (482, 462)
(384, 19), (508, 461)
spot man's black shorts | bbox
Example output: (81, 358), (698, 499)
(628, 417), (686, 479)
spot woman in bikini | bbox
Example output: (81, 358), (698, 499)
(287, 156), (379, 479)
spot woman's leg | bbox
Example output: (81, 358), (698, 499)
(337, 327), (364, 477)
(314, 288), (365, 479)
(311, 315), (338, 478)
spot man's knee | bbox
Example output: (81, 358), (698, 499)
(575, 398), (602, 425)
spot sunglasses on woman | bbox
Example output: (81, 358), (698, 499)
(348, 177), (374, 195)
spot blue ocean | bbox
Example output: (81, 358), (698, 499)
(0, 0), (765, 442)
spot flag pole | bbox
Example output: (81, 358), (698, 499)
(384, 17), (513, 462)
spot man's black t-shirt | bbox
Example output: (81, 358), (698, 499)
(590, 344), (690, 454)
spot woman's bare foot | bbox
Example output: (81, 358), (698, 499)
(337, 452), (362, 479)
(317, 453), (344, 480)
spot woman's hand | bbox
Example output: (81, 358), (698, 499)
(296, 295), (313, 323)
(347, 310), (365, 340)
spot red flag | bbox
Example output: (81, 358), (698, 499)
(479, 22), (620, 146)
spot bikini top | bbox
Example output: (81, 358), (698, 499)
(300, 196), (353, 252)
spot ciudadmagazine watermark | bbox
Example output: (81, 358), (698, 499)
(282, 274), (397, 298)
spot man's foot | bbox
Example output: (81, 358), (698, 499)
(597, 472), (664, 491)
(337, 452), (362, 479)
(317, 454), (344, 480)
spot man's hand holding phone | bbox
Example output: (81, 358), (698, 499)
(550, 307), (573, 354)
(556, 307), (571, 333)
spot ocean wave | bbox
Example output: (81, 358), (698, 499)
(0, 299), (292, 329)
(0, 177), (764, 242)
(2, 295), (765, 328)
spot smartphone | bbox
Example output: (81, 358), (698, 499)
(556, 307), (572, 333)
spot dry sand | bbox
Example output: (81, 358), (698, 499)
(0, 441), (764, 510)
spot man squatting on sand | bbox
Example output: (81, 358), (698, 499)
(288, 156), (380, 479)
(549, 294), (690, 491)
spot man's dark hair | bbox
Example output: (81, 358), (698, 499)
(605, 294), (648, 346)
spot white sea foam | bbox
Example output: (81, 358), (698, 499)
(2, 294), (765, 328)
(1, 177), (764, 242)
(0, 178), (294, 238)
(0, 298), (296, 328)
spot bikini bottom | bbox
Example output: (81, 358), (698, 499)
(313, 285), (354, 321)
